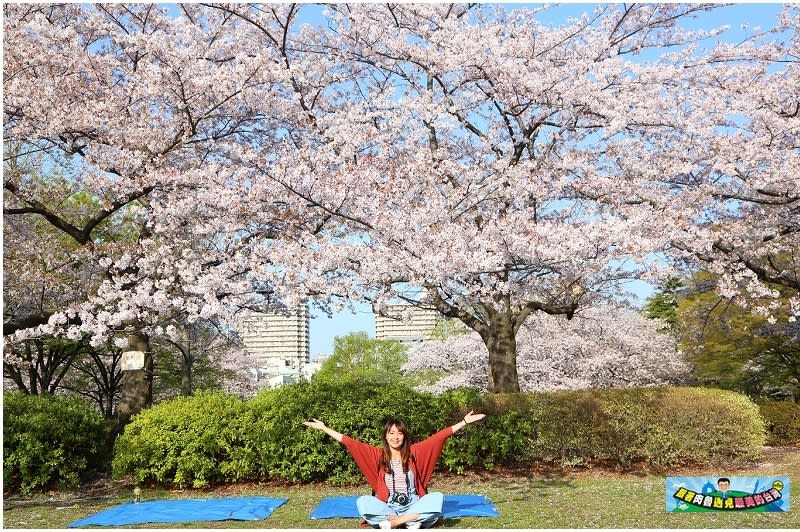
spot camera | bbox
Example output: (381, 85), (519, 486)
(390, 492), (410, 506)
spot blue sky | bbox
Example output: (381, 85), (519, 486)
(306, 2), (789, 357)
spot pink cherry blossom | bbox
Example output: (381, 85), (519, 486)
(4, 4), (796, 397)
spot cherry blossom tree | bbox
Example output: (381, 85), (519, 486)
(284, 4), (797, 392)
(660, 7), (800, 320)
(403, 305), (692, 394)
(3, 3), (297, 426)
(211, 3), (742, 392)
(6, 3), (795, 403)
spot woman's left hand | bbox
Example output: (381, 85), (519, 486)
(463, 410), (486, 424)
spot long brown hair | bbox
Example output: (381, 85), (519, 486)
(380, 419), (411, 473)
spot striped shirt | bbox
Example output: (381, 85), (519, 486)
(384, 459), (415, 495)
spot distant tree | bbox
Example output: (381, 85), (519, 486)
(151, 318), (262, 400)
(314, 332), (408, 384)
(676, 272), (800, 402)
(404, 305), (690, 393)
(428, 318), (470, 341)
(60, 343), (123, 418)
(644, 277), (686, 329)
(3, 337), (86, 395)
(2, 334), (124, 418)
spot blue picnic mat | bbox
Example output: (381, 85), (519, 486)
(68, 496), (288, 527)
(309, 494), (499, 519)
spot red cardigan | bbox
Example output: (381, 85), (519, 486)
(342, 427), (455, 502)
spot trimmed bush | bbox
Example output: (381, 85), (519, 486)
(247, 377), (447, 484)
(645, 387), (765, 466)
(443, 387), (765, 471)
(760, 401), (800, 445)
(439, 389), (536, 473)
(3, 392), (112, 494)
(112, 390), (257, 488)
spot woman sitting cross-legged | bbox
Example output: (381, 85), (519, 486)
(303, 412), (486, 529)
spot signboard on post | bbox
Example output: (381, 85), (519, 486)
(121, 350), (146, 371)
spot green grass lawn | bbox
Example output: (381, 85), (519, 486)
(4, 447), (798, 529)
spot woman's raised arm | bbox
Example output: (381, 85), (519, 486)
(303, 418), (344, 442)
(450, 410), (486, 434)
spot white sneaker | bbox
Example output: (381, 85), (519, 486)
(406, 523), (421, 530)
(378, 520), (392, 530)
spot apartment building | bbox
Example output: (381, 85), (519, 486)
(240, 306), (310, 376)
(374, 304), (440, 344)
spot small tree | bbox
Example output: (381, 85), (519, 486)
(60, 342), (123, 418)
(151, 318), (263, 400)
(314, 332), (409, 384)
(644, 277), (686, 328)
(3, 337), (85, 395)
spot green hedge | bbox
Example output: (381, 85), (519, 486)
(438, 388), (536, 473)
(760, 401), (800, 445)
(109, 384), (766, 488)
(440, 387), (765, 471)
(112, 390), (257, 488)
(3, 392), (113, 494)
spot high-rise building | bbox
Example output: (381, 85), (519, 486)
(240, 306), (310, 374)
(375, 305), (440, 344)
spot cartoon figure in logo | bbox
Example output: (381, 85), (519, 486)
(714, 478), (731, 498)
(709, 478), (749, 499)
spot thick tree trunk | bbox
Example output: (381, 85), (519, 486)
(115, 331), (153, 433)
(481, 315), (521, 393)
(432, 291), (525, 393)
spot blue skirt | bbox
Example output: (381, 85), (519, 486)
(356, 492), (444, 528)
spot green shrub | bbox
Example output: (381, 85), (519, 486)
(760, 401), (800, 445)
(247, 377), (446, 484)
(592, 389), (657, 466)
(112, 390), (257, 488)
(646, 387), (766, 466)
(108, 384), (769, 489)
(527, 391), (609, 466)
(3, 392), (112, 494)
(439, 391), (535, 473)
(442, 387), (765, 471)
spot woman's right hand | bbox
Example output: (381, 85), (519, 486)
(303, 418), (344, 442)
(303, 418), (326, 430)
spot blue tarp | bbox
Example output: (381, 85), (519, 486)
(309, 494), (500, 519)
(68, 496), (288, 528)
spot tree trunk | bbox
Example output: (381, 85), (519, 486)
(181, 357), (193, 396)
(480, 315), (521, 393)
(433, 292), (524, 393)
(181, 326), (193, 396)
(115, 331), (153, 434)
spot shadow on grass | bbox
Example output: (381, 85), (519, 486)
(487, 477), (576, 504)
